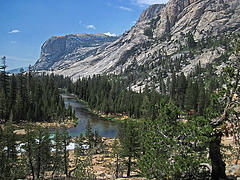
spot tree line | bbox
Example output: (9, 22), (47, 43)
(63, 63), (222, 120)
(0, 65), (75, 123)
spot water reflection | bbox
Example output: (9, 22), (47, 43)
(61, 94), (119, 138)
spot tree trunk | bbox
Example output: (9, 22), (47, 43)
(127, 155), (131, 177)
(64, 145), (68, 177)
(209, 132), (227, 180)
(36, 155), (40, 179)
(28, 150), (35, 180)
(26, 134), (35, 180)
(115, 153), (119, 178)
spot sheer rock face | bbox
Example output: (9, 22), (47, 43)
(34, 0), (240, 81)
(137, 4), (165, 23)
(33, 33), (118, 70)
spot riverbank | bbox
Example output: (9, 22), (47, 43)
(72, 95), (130, 123)
(12, 119), (78, 136)
(34, 118), (78, 129)
(93, 110), (130, 122)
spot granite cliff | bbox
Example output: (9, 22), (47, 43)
(34, 0), (240, 88)
(33, 33), (118, 70)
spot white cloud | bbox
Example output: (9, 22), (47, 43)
(133, 0), (168, 6)
(118, 6), (133, 11)
(9, 41), (17, 44)
(104, 32), (117, 37)
(86, 25), (96, 29)
(0, 55), (33, 62)
(9, 29), (21, 34)
(79, 20), (82, 24)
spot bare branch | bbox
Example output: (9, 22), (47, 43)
(200, 163), (212, 173)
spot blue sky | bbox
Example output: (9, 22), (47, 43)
(0, 0), (168, 70)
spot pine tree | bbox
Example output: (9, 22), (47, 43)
(170, 72), (176, 99)
(74, 133), (85, 164)
(119, 119), (140, 177)
(14, 69), (27, 122)
(0, 56), (10, 122)
(62, 127), (71, 177)
(9, 74), (17, 113)
(0, 88), (5, 122)
(35, 126), (52, 178)
(67, 103), (73, 118)
(176, 72), (187, 110)
(0, 122), (18, 179)
(52, 128), (64, 178)
(205, 36), (240, 179)
(111, 138), (122, 178)
(85, 119), (94, 147)
(187, 31), (196, 48)
(197, 85), (207, 116)
(184, 79), (198, 112)
(23, 123), (37, 180)
(139, 100), (210, 179)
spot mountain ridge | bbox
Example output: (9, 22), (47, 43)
(33, 33), (118, 71)
(34, 0), (240, 89)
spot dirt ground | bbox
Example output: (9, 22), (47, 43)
(83, 135), (240, 179)
(12, 124), (240, 179)
(68, 137), (144, 179)
(222, 135), (240, 177)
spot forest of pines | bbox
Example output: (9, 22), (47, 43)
(0, 36), (239, 179)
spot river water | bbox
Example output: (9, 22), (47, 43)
(61, 94), (119, 138)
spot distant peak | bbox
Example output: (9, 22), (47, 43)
(137, 4), (165, 23)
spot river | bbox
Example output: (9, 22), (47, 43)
(61, 93), (119, 138)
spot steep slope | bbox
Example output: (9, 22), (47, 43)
(33, 33), (118, 70)
(38, 0), (240, 84)
(137, 4), (165, 23)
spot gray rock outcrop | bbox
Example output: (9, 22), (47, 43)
(33, 33), (118, 70)
(34, 0), (240, 83)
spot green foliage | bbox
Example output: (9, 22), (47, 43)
(72, 160), (96, 179)
(51, 127), (71, 178)
(111, 138), (122, 178)
(0, 122), (21, 179)
(187, 32), (197, 48)
(0, 33), (238, 179)
(74, 133), (85, 160)
(118, 119), (141, 177)
(139, 100), (211, 179)
(22, 123), (52, 179)
(62, 127), (71, 177)
(85, 119), (94, 147)
(144, 28), (153, 39)
(71, 74), (167, 120)
(35, 126), (52, 178)
(0, 67), (73, 123)
(52, 128), (64, 177)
